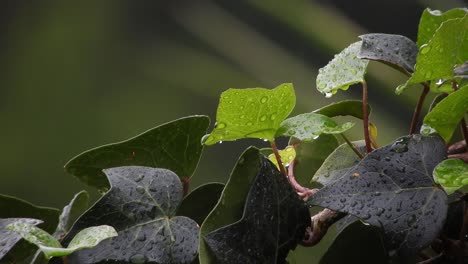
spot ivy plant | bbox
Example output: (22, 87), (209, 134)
(1, 6), (468, 264)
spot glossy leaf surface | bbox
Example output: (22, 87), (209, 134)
(316, 41), (369, 97)
(417, 8), (468, 47)
(309, 135), (448, 256)
(203, 83), (296, 145)
(65, 116), (210, 188)
(434, 159), (468, 195)
(314, 100), (371, 120)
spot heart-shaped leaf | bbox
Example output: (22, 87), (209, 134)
(314, 100), (371, 120)
(0, 218), (42, 260)
(276, 113), (354, 141)
(177, 182), (224, 225)
(268, 146), (296, 169)
(416, 8), (468, 48)
(309, 135), (448, 257)
(422, 84), (468, 142)
(434, 159), (468, 195)
(6, 222), (116, 259)
(65, 116), (210, 189)
(316, 41), (369, 97)
(203, 83), (296, 145)
(358, 33), (418, 74)
(63, 166), (199, 264)
(204, 156), (310, 264)
(54, 191), (89, 238)
(312, 141), (366, 186)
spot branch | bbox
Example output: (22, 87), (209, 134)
(340, 134), (363, 159)
(270, 140), (287, 176)
(301, 208), (345, 246)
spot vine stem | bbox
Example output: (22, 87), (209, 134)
(340, 134), (363, 160)
(270, 140), (287, 176)
(409, 83), (430, 134)
(287, 159), (317, 199)
(362, 80), (372, 153)
(453, 81), (468, 149)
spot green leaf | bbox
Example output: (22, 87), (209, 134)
(454, 61), (468, 78)
(6, 222), (116, 259)
(314, 100), (371, 120)
(63, 166), (199, 263)
(396, 15), (468, 94)
(276, 113), (354, 141)
(65, 116), (210, 189)
(417, 8), (468, 48)
(316, 41), (369, 97)
(358, 33), (418, 74)
(312, 141), (366, 186)
(422, 84), (468, 142)
(54, 191), (89, 238)
(309, 135), (448, 257)
(204, 156), (310, 263)
(203, 83), (296, 145)
(199, 148), (262, 263)
(320, 221), (387, 264)
(177, 183), (224, 225)
(0, 218), (42, 260)
(289, 134), (339, 188)
(268, 146), (296, 169)
(434, 159), (468, 195)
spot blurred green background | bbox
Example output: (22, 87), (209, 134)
(0, 0), (465, 261)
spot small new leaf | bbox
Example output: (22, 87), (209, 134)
(434, 159), (468, 195)
(268, 146), (296, 169)
(203, 83), (296, 145)
(276, 113), (354, 141)
(0, 218), (42, 260)
(316, 41), (369, 97)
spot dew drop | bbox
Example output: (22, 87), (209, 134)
(130, 254), (147, 264)
(420, 44), (431, 54)
(134, 174), (144, 182)
(325, 92), (332, 98)
(201, 134), (210, 144)
(136, 186), (145, 194)
(260, 115), (267, 122)
(288, 130), (296, 135)
(246, 122), (253, 126)
(217, 122), (226, 129)
(240, 115), (245, 119)
(270, 114), (277, 120)
(420, 124), (437, 135)
(260, 96), (268, 103)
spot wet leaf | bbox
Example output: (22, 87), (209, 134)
(65, 116), (210, 189)
(316, 41), (369, 97)
(396, 15), (468, 94)
(320, 221), (387, 264)
(422, 84), (468, 142)
(417, 8), (468, 48)
(309, 135), (448, 257)
(358, 33), (418, 74)
(203, 83), (295, 145)
(6, 223), (116, 259)
(0, 218), (42, 260)
(177, 183), (224, 225)
(63, 166), (199, 264)
(199, 148), (263, 263)
(204, 156), (310, 264)
(454, 61), (468, 78)
(312, 141), (366, 186)
(54, 191), (89, 238)
(314, 100), (371, 120)
(433, 159), (468, 195)
(276, 113), (354, 141)
(268, 146), (296, 169)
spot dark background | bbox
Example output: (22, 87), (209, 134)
(0, 0), (466, 261)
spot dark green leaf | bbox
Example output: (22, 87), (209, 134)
(177, 183), (224, 225)
(433, 159), (468, 195)
(289, 134), (339, 188)
(64, 166), (199, 264)
(314, 100), (371, 120)
(54, 191), (89, 238)
(0, 218), (42, 260)
(320, 221), (387, 264)
(316, 41), (369, 97)
(276, 113), (354, 141)
(309, 135), (448, 257)
(417, 8), (468, 48)
(358, 33), (418, 74)
(422, 84), (468, 142)
(203, 83), (296, 145)
(312, 141), (366, 186)
(204, 157), (310, 264)
(199, 148), (263, 263)
(65, 116), (210, 189)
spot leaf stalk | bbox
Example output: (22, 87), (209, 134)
(362, 80), (372, 153)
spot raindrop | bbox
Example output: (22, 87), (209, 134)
(420, 124), (437, 135)
(270, 114), (277, 120)
(217, 122), (226, 129)
(130, 254), (147, 264)
(201, 134), (210, 144)
(260, 96), (268, 103)
(246, 122), (253, 126)
(420, 44), (431, 54)
(136, 186), (145, 194)
(137, 233), (146, 242)
(135, 175), (144, 182)
(260, 115), (267, 122)
(324, 92), (332, 98)
(240, 115), (245, 119)
(288, 130), (296, 135)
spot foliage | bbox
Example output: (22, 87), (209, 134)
(1, 6), (467, 264)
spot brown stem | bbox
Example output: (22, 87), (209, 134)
(340, 134), (363, 159)
(270, 140), (287, 176)
(301, 209), (346, 246)
(362, 80), (372, 153)
(182, 177), (190, 197)
(409, 83), (430, 134)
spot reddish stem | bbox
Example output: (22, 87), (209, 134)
(287, 159), (317, 200)
(409, 83), (430, 134)
(182, 177), (190, 197)
(270, 140), (287, 176)
(362, 80), (372, 153)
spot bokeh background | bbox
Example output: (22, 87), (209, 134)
(0, 0), (466, 261)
